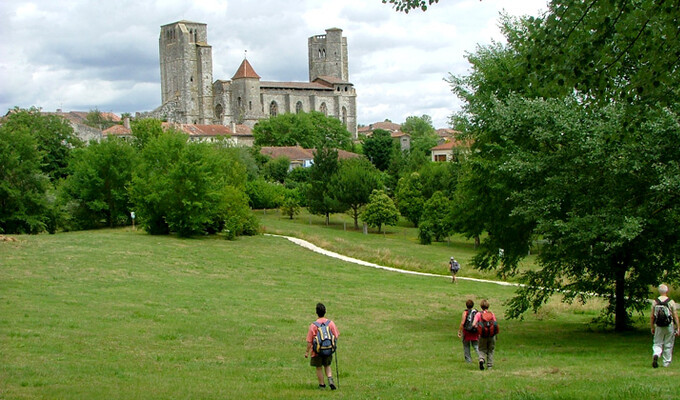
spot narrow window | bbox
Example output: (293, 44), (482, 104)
(296, 101), (303, 114)
(319, 102), (327, 116)
(270, 101), (278, 117)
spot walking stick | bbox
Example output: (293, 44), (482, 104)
(334, 348), (340, 389)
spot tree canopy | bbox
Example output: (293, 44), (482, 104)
(253, 111), (352, 150)
(449, 2), (680, 331)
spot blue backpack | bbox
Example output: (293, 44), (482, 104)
(313, 320), (337, 356)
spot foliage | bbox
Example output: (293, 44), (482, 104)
(401, 115), (438, 155)
(130, 118), (164, 149)
(330, 157), (383, 229)
(262, 156), (290, 183)
(382, 0), (439, 13)
(130, 130), (249, 237)
(60, 137), (137, 229)
(246, 179), (286, 210)
(448, 4), (680, 330)
(280, 194), (301, 220)
(395, 172), (424, 227)
(84, 108), (118, 130)
(307, 146), (342, 224)
(0, 122), (51, 234)
(252, 111), (352, 150)
(419, 191), (453, 242)
(362, 129), (395, 171)
(2, 107), (82, 181)
(221, 185), (259, 239)
(361, 189), (399, 233)
(417, 161), (458, 200)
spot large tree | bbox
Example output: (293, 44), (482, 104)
(362, 129), (395, 171)
(401, 115), (438, 155)
(253, 111), (352, 150)
(307, 146), (342, 225)
(361, 189), (399, 234)
(330, 157), (383, 229)
(449, 4), (680, 331)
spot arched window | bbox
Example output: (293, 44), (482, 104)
(342, 107), (347, 126)
(215, 104), (223, 121)
(249, 101), (252, 111)
(237, 97), (242, 110)
(270, 101), (278, 117)
(319, 102), (327, 116)
(296, 101), (303, 114)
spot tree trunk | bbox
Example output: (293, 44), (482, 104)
(353, 206), (359, 229)
(614, 264), (628, 332)
(325, 212), (329, 226)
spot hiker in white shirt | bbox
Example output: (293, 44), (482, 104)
(651, 284), (680, 368)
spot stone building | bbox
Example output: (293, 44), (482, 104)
(152, 21), (357, 137)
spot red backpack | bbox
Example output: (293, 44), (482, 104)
(477, 311), (499, 338)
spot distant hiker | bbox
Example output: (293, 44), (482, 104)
(473, 299), (499, 371)
(305, 303), (340, 389)
(651, 284), (679, 368)
(458, 299), (480, 363)
(449, 257), (460, 283)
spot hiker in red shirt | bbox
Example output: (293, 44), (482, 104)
(457, 299), (480, 363)
(305, 303), (340, 389)
(473, 299), (499, 370)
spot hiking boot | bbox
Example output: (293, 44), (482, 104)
(653, 355), (659, 368)
(479, 360), (485, 370)
(328, 377), (336, 390)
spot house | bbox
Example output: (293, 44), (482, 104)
(103, 121), (254, 146)
(359, 121), (410, 151)
(260, 146), (362, 170)
(431, 137), (471, 162)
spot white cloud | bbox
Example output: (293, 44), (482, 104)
(0, 0), (546, 127)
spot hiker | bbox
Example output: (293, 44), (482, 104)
(449, 257), (460, 283)
(305, 303), (340, 389)
(473, 299), (499, 370)
(651, 284), (679, 368)
(457, 299), (480, 363)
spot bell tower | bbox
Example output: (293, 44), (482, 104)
(308, 28), (348, 82)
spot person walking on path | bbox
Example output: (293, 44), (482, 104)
(449, 257), (460, 283)
(305, 303), (340, 389)
(474, 299), (499, 371)
(651, 284), (679, 368)
(457, 299), (480, 363)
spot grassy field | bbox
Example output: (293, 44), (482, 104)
(1, 224), (677, 399)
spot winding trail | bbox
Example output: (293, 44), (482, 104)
(266, 234), (522, 288)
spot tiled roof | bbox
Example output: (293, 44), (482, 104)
(102, 125), (131, 136)
(232, 59), (261, 80)
(166, 123), (253, 137)
(260, 146), (362, 161)
(431, 138), (470, 150)
(361, 121), (402, 133)
(390, 131), (409, 138)
(260, 81), (333, 91)
(436, 128), (460, 138)
(314, 75), (349, 85)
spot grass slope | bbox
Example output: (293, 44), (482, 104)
(1, 228), (677, 400)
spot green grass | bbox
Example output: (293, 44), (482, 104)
(1, 227), (677, 400)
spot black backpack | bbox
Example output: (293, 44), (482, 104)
(654, 298), (673, 327)
(313, 320), (337, 356)
(463, 309), (478, 332)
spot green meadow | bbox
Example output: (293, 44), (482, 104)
(1, 216), (677, 399)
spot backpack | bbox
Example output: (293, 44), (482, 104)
(313, 320), (337, 356)
(451, 261), (460, 272)
(477, 311), (499, 338)
(654, 298), (673, 327)
(463, 309), (478, 333)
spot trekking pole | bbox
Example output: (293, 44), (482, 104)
(335, 348), (340, 389)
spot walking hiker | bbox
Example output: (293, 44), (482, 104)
(305, 303), (340, 389)
(651, 284), (679, 368)
(449, 257), (460, 283)
(458, 299), (480, 363)
(474, 299), (499, 371)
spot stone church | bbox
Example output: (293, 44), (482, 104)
(151, 20), (358, 137)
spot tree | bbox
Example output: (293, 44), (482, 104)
(262, 156), (290, 183)
(60, 137), (137, 229)
(361, 189), (399, 233)
(382, 0), (439, 13)
(2, 107), (82, 181)
(253, 111), (352, 150)
(246, 179), (286, 210)
(307, 146), (341, 225)
(130, 118), (164, 149)
(280, 195), (301, 220)
(401, 115), (438, 155)
(419, 191), (453, 242)
(362, 129), (394, 171)
(84, 108), (117, 130)
(395, 172), (424, 227)
(330, 157), (383, 229)
(449, 4), (680, 331)
(0, 123), (50, 234)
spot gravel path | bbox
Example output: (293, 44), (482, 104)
(266, 234), (521, 288)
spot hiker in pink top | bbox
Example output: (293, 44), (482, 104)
(305, 303), (340, 390)
(457, 299), (480, 363)
(473, 299), (499, 371)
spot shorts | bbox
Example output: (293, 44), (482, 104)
(310, 354), (333, 367)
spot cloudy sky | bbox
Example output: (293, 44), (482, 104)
(1, 0), (548, 128)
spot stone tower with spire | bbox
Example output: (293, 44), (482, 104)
(154, 21), (357, 137)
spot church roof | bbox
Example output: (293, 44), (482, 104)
(260, 81), (333, 90)
(232, 59), (261, 80)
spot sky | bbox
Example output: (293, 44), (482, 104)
(0, 0), (548, 129)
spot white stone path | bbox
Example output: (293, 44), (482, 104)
(266, 234), (522, 288)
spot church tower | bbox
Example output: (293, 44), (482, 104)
(159, 21), (214, 124)
(308, 28), (349, 82)
(230, 58), (264, 127)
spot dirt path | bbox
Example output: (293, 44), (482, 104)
(266, 234), (521, 288)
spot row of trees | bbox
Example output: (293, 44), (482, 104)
(1, 109), (257, 238)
